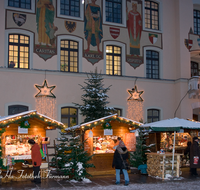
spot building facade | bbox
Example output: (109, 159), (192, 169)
(1, 0), (200, 139)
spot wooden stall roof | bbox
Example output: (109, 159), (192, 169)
(0, 110), (64, 129)
(65, 114), (143, 132)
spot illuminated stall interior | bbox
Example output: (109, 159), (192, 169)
(66, 114), (142, 175)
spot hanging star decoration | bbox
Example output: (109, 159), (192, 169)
(127, 85), (144, 101)
(35, 80), (56, 98)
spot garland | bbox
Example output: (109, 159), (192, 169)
(0, 114), (64, 129)
(102, 122), (112, 130)
(19, 120), (30, 128)
(79, 117), (140, 131)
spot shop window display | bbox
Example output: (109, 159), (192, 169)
(5, 135), (41, 159)
(93, 135), (118, 154)
(160, 132), (192, 152)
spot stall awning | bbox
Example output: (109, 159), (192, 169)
(142, 117), (200, 132)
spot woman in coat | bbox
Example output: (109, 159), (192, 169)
(112, 137), (129, 186)
(28, 139), (42, 184)
(190, 137), (200, 176)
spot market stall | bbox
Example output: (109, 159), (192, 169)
(0, 110), (64, 182)
(142, 117), (200, 178)
(66, 114), (142, 175)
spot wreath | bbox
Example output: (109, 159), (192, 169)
(19, 120), (30, 128)
(102, 122), (112, 130)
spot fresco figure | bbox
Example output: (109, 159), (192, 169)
(127, 3), (142, 56)
(84, 0), (103, 53)
(36, 0), (55, 47)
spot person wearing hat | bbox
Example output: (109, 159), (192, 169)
(28, 139), (42, 184)
(190, 137), (200, 177)
(112, 137), (129, 186)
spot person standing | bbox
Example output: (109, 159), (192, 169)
(190, 137), (200, 176)
(112, 137), (129, 186)
(28, 139), (42, 184)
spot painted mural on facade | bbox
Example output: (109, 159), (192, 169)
(84, 0), (103, 65)
(35, 0), (57, 60)
(126, 0), (143, 69)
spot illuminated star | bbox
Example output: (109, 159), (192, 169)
(35, 80), (56, 98)
(127, 85), (144, 101)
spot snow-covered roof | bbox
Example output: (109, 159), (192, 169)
(0, 110), (64, 127)
(65, 114), (142, 131)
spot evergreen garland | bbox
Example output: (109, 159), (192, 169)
(0, 114), (63, 129)
(54, 131), (95, 180)
(102, 122), (112, 130)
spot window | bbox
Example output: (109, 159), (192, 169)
(106, 45), (121, 75)
(8, 34), (30, 69)
(61, 107), (78, 128)
(8, 0), (31, 9)
(111, 108), (122, 116)
(60, 40), (78, 72)
(60, 0), (80, 17)
(145, 0), (159, 30)
(191, 61), (199, 77)
(194, 10), (200, 35)
(105, 0), (122, 24)
(8, 105), (28, 115)
(147, 109), (160, 123)
(146, 50), (159, 79)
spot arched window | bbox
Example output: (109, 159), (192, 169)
(8, 34), (30, 69)
(191, 61), (199, 77)
(145, 0), (159, 30)
(61, 107), (78, 128)
(106, 45), (121, 75)
(8, 105), (28, 115)
(111, 108), (122, 116)
(147, 109), (160, 123)
(60, 40), (78, 72)
(146, 50), (159, 79)
(194, 9), (200, 35)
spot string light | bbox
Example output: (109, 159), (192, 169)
(127, 101), (143, 122)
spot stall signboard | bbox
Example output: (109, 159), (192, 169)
(84, 132), (93, 155)
(124, 133), (136, 151)
(18, 126), (28, 134)
(104, 129), (113, 135)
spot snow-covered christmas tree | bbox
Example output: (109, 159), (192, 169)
(129, 127), (154, 168)
(55, 131), (94, 180)
(74, 68), (114, 123)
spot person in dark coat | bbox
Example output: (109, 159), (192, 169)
(190, 137), (200, 176)
(112, 137), (129, 186)
(28, 139), (42, 184)
(184, 141), (191, 159)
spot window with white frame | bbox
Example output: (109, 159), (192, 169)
(61, 107), (78, 128)
(145, 0), (159, 30)
(194, 9), (200, 35)
(106, 45), (121, 75)
(147, 109), (160, 123)
(8, 105), (28, 115)
(146, 50), (159, 79)
(57, 0), (84, 20)
(5, 0), (35, 13)
(8, 34), (30, 69)
(105, 0), (122, 24)
(103, 0), (126, 27)
(60, 39), (78, 72)
(111, 108), (122, 116)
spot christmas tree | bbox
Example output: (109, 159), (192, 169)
(74, 68), (114, 123)
(55, 131), (94, 180)
(129, 127), (153, 168)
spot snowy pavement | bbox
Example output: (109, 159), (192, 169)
(0, 168), (200, 190)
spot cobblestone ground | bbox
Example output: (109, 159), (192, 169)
(0, 168), (199, 190)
